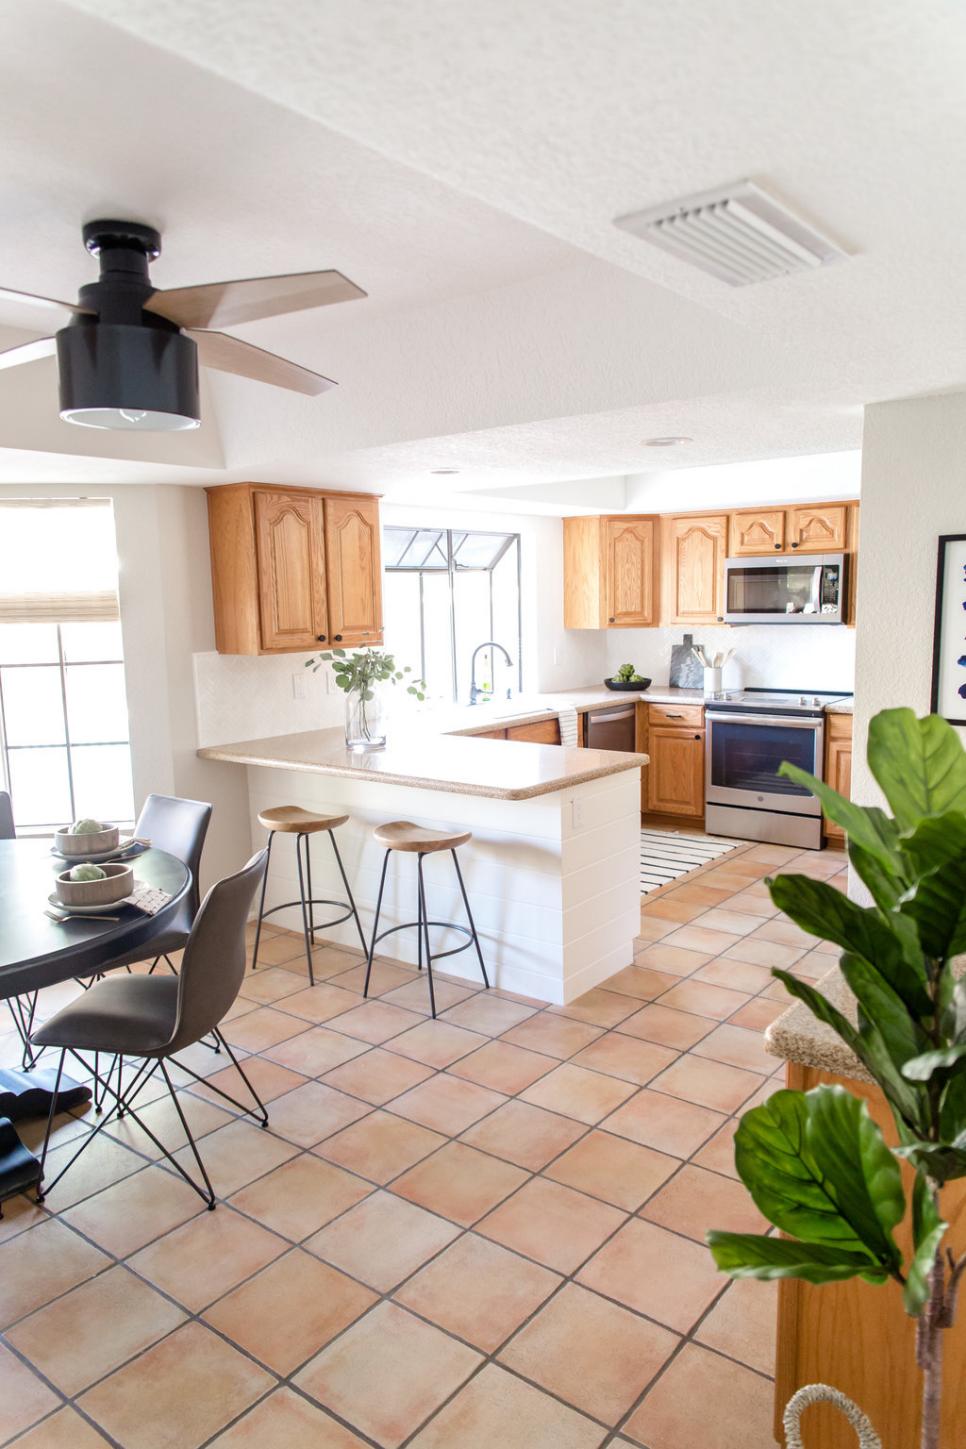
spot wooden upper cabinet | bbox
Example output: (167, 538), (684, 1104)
(324, 496), (383, 646)
(728, 509), (786, 556)
(665, 514), (727, 624)
(604, 518), (657, 626)
(206, 484), (383, 654)
(563, 515), (658, 628)
(254, 491), (327, 651)
(787, 503), (849, 553)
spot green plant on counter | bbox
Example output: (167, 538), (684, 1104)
(306, 646), (425, 699)
(611, 662), (647, 683)
(708, 708), (966, 1449)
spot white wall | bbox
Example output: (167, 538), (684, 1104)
(604, 623), (855, 694)
(623, 450), (861, 516)
(852, 391), (966, 808)
(0, 482), (250, 889)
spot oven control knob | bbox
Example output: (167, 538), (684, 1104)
(799, 696), (807, 705)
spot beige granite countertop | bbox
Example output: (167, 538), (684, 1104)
(199, 726), (648, 801)
(439, 685), (705, 737)
(765, 965), (869, 1081)
(825, 698), (854, 715)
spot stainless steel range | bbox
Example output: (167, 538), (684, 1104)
(704, 690), (849, 849)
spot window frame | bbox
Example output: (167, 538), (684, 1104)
(0, 623), (133, 833)
(383, 526), (523, 704)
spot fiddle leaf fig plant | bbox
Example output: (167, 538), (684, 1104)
(708, 708), (966, 1449)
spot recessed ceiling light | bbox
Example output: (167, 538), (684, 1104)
(642, 436), (692, 448)
(430, 468), (460, 475)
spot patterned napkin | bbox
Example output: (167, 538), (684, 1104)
(122, 885), (172, 916)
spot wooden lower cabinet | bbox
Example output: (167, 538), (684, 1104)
(823, 714), (853, 841)
(506, 718), (561, 745)
(645, 723), (704, 817)
(776, 1063), (966, 1447)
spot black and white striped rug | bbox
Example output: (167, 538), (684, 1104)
(640, 828), (743, 894)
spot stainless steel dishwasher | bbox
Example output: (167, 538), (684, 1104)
(585, 703), (637, 752)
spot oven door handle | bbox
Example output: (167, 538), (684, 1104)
(705, 712), (824, 729)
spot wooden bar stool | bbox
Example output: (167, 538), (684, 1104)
(252, 807), (367, 984)
(363, 822), (490, 1017)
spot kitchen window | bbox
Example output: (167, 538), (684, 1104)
(382, 527), (522, 704)
(0, 499), (134, 832)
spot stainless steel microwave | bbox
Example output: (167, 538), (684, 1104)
(723, 553), (847, 625)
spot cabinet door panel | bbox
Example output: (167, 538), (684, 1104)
(254, 491), (327, 651)
(506, 718), (561, 744)
(729, 510), (786, 556)
(787, 503), (849, 553)
(668, 515), (727, 623)
(646, 726), (705, 817)
(605, 519), (655, 626)
(325, 496), (383, 645)
(823, 731), (853, 840)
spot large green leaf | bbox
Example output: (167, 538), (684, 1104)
(708, 1231), (887, 1285)
(868, 708), (966, 829)
(902, 1042), (966, 1083)
(839, 953), (928, 1069)
(767, 874), (928, 1012)
(777, 761), (904, 871)
(731, 1087), (904, 1276)
(849, 840), (905, 911)
(904, 1178), (948, 1316)
(900, 812), (966, 876)
(773, 970), (927, 1132)
(900, 851), (966, 961)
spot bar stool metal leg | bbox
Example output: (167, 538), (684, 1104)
(417, 854), (438, 1017)
(305, 835), (315, 946)
(452, 850), (490, 989)
(363, 850), (391, 999)
(294, 832), (316, 986)
(329, 832), (369, 957)
(250, 830), (275, 971)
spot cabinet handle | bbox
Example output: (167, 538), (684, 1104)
(334, 634), (343, 641)
(609, 616), (615, 623)
(774, 543), (781, 550)
(666, 712), (683, 718)
(316, 634), (327, 642)
(716, 616), (724, 622)
(790, 542), (799, 549)
(694, 733), (701, 740)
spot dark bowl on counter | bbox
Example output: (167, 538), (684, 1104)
(603, 678), (652, 692)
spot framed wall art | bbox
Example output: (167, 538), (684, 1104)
(930, 533), (966, 725)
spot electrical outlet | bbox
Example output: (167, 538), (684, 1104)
(292, 671), (308, 700)
(323, 667), (334, 694)
(571, 798), (585, 829)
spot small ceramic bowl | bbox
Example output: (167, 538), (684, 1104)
(54, 823), (120, 858)
(55, 862), (134, 908)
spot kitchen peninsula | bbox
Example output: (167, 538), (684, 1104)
(200, 719), (648, 1005)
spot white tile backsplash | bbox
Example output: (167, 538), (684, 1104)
(605, 624), (855, 694)
(193, 650), (346, 747)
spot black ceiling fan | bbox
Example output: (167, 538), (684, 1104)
(0, 219), (367, 431)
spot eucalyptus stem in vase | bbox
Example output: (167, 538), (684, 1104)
(306, 647), (425, 749)
(707, 708), (966, 1449)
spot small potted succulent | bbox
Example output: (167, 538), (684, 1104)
(306, 647), (426, 749)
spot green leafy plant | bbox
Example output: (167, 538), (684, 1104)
(708, 708), (966, 1449)
(306, 646), (426, 700)
(612, 662), (647, 683)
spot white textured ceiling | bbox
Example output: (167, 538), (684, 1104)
(3, 1), (966, 501)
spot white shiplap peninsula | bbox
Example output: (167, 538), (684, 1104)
(199, 726), (646, 1004)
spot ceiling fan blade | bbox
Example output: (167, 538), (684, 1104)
(146, 269), (366, 330)
(0, 289), (91, 329)
(188, 329), (336, 397)
(0, 336), (57, 371)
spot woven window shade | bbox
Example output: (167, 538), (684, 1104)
(0, 498), (120, 624)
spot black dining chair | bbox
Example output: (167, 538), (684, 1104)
(31, 849), (269, 1209)
(96, 793), (213, 977)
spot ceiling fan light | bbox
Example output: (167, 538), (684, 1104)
(57, 323), (200, 431)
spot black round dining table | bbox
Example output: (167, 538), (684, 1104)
(0, 837), (191, 1002)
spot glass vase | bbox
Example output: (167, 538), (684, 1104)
(345, 683), (386, 750)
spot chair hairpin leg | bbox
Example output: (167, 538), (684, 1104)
(211, 1029), (269, 1127)
(160, 1059), (216, 1209)
(36, 1049), (65, 1194)
(37, 1050), (158, 1203)
(250, 829), (275, 971)
(363, 851), (391, 999)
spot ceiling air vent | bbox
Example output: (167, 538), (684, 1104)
(614, 181), (847, 287)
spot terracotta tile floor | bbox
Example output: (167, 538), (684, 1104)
(0, 839), (845, 1447)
